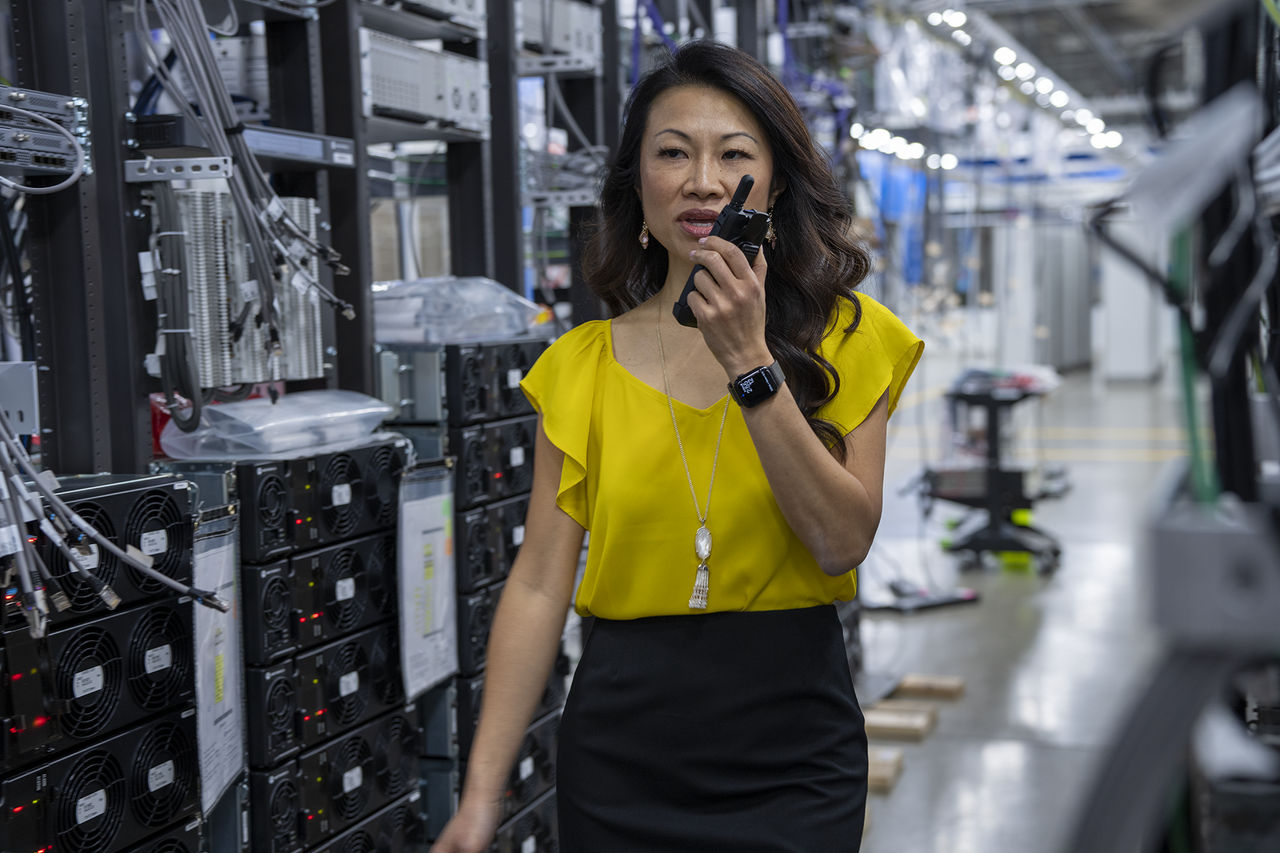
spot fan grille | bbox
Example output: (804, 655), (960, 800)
(55, 626), (123, 739)
(328, 641), (370, 725)
(463, 519), (487, 585)
(371, 627), (403, 707)
(261, 574), (292, 648)
(127, 605), (192, 710)
(320, 454), (363, 538)
(376, 714), (417, 797)
(55, 750), (126, 853)
(508, 424), (534, 492)
(459, 355), (484, 419)
(461, 440), (485, 504)
(366, 536), (396, 616)
(269, 779), (300, 846)
(330, 735), (374, 821)
(124, 490), (189, 592)
(130, 720), (196, 826)
(324, 546), (366, 632)
(148, 840), (194, 853)
(497, 345), (530, 412)
(256, 474), (288, 528)
(364, 445), (403, 527)
(266, 675), (298, 754)
(338, 830), (376, 853)
(379, 803), (423, 852)
(50, 501), (119, 612)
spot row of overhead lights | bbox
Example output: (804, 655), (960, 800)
(926, 9), (1124, 151)
(849, 123), (959, 170)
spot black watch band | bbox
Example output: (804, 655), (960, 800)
(728, 361), (785, 408)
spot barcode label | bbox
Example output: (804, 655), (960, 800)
(145, 644), (173, 675)
(73, 665), (104, 699)
(339, 671), (359, 697)
(140, 529), (168, 556)
(510, 447), (525, 468)
(0, 524), (21, 556)
(335, 578), (356, 602)
(332, 483), (352, 507)
(76, 789), (107, 824)
(148, 760), (175, 793)
(343, 766), (363, 794)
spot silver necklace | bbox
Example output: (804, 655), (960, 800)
(655, 302), (730, 610)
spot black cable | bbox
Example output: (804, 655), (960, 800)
(1144, 43), (1179, 140)
(134, 48), (178, 116)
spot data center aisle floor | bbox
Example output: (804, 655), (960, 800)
(858, 368), (1181, 853)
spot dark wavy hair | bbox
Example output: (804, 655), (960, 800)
(580, 40), (870, 458)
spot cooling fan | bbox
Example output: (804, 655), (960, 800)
(365, 535), (397, 618)
(256, 472), (289, 532)
(55, 626), (124, 739)
(126, 604), (193, 711)
(45, 500), (119, 613)
(329, 732), (375, 821)
(320, 453), (365, 540)
(454, 429), (488, 508)
(363, 444), (405, 529)
(374, 713), (419, 798)
(327, 640), (372, 726)
(451, 347), (488, 424)
(261, 572), (294, 650)
(54, 749), (127, 853)
(377, 799), (427, 852)
(324, 545), (368, 633)
(493, 342), (535, 417)
(371, 625), (404, 707)
(124, 490), (191, 592)
(266, 673), (299, 755)
(267, 776), (302, 850)
(129, 719), (196, 827)
(146, 836), (198, 853)
(335, 829), (377, 853)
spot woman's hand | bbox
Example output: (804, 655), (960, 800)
(685, 236), (774, 377)
(429, 796), (502, 853)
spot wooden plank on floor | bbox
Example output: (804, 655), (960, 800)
(892, 673), (966, 700)
(868, 746), (904, 793)
(864, 707), (935, 740)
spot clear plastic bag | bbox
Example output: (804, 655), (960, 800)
(372, 275), (549, 344)
(159, 390), (392, 459)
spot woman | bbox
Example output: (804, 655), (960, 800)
(433, 40), (923, 852)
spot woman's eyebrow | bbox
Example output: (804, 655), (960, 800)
(654, 129), (759, 144)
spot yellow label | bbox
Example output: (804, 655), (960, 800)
(214, 654), (225, 704)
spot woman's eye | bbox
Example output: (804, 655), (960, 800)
(657, 148), (685, 159)
(723, 149), (752, 160)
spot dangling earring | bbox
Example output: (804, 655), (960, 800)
(639, 221), (650, 249)
(765, 208), (777, 248)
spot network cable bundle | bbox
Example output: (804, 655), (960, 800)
(162, 434), (435, 852)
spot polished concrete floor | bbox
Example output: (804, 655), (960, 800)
(859, 356), (1182, 853)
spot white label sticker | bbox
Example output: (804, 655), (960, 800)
(512, 525), (525, 547)
(332, 483), (352, 507)
(140, 529), (168, 556)
(519, 756), (534, 780)
(333, 150), (354, 166)
(267, 197), (285, 220)
(291, 271), (309, 294)
(74, 543), (101, 571)
(335, 577), (356, 602)
(144, 644), (173, 675)
(0, 524), (21, 556)
(73, 665), (105, 699)
(148, 760), (175, 793)
(238, 279), (259, 303)
(76, 789), (107, 824)
(507, 368), (522, 389)
(522, 837), (536, 853)
(342, 766), (363, 794)
(510, 447), (525, 468)
(339, 671), (359, 697)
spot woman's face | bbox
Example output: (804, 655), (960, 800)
(637, 84), (779, 264)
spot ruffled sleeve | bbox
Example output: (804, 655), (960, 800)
(518, 321), (608, 528)
(818, 293), (924, 435)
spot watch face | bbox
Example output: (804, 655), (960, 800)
(732, 363), (782, 406)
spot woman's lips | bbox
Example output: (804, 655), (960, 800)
(678, 219), (715, 238)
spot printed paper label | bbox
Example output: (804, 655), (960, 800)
(519, 756), (534, 780)
(342, 766), (363, 794)
(335, 578), (356, 602)
(512, 526), (525, 547)
(333, 151), (354, 166)
(76, 789), (107, 824)
(339, 671), (359, 697)
(74, 543), (100, 571)
(0, 524), (20, 556)
(507, 369), (522, 389)
(238, 279), (259, 302)
(148, 760), (175, 792)
(73, 665), (105, 699)
(332, 483), (352, 507)
(145, 644), (173, 675)
(522, 837), (536, 853)
(140, 529), (168, 556)
(510, 447), (525, 468)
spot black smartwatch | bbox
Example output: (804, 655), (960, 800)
(728, 361), (785, 408)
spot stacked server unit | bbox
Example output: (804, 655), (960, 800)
(378, 336), (562, 846)
(0, 475), (202, 853)
(166, 436), (429, 852)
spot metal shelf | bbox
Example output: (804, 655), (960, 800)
(242, 126), (357, 170)
(524, 188), (597, 208)
(366, 114), (488, 146)
(516, 54), (601, 79)
(358, 1), (484, 41)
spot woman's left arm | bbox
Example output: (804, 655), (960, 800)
(687, 234), (887, 576)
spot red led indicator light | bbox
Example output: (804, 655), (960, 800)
(11, 673), (21, 681)
(12, 805), (23, 814)
(33, 716), (48, 728)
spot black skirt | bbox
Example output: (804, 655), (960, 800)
(557, 605), (868, 853)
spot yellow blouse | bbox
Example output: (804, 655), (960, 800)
(519, 293), (923, 620)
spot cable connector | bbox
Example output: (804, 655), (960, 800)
(194, 591), (231, 613)
(48, 588), (70, 612)
(98, 585), (121, 610)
